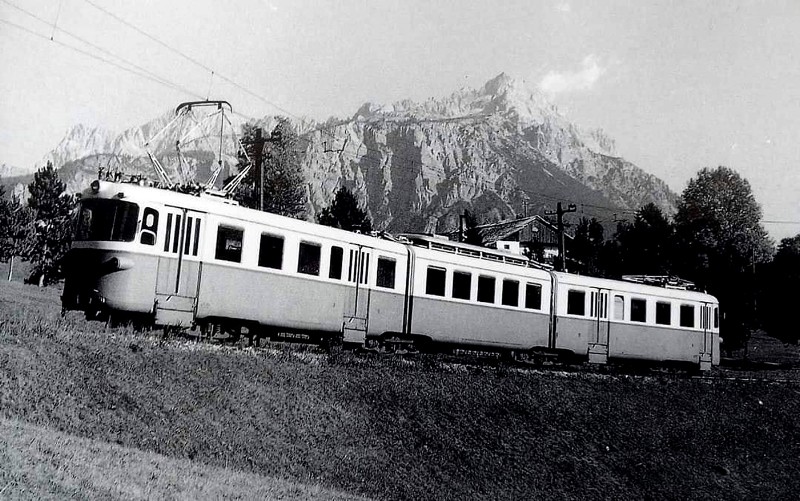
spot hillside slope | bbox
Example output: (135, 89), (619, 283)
(0, 282), (798, 500)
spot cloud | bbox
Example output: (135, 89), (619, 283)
(555, 2), (571, 13)
(538, 55), (607, 95)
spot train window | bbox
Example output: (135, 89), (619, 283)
(140, 207), (158, 246)
(376, 257), (396, 288)
(631, 298), (647, 323)
(714, 307), (719, 329)
(680, 304), (695, 327)
(525, 283), (542, 310)
(501, 279), (519, 307)
(426, 267), (446, 296)
(329, 246), (343, 279)
(613, 295), (624, 320)
(477, 276), (496, 304)
(298, 242), (321, 275)
(164, 213), (173, 251)
(656, 302), (671, 325)
(75, 199), (139, 243)
(567, 290), (585, 316)
(359, 253), (370, 284)
(452, 271), (472, 300)
(348, 250), (357, 282)
(184, 217), (194, 255)
(192, 218), (200, 255)
(215, 225), (243, 262)
(171, 215), (182, 253)
(258, 234), (284, 269)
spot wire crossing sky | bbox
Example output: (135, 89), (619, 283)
(1, 0), (799, 239)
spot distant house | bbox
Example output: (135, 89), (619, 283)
(444, 215), (574, 264)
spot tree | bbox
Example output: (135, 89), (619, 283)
(759, 235), (800, 344)
(461, 210), (483, 246)
(673, 166), (773, 350)
(26, 162), (75, 286)
(612, 203), (675, 276)
(0, 184), (34, 281)
(317, 186), (372, 232)
(233, 118), (306, 218)
(570, 217), (606, 276)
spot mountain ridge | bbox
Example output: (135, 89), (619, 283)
(5, 74), (677, 233)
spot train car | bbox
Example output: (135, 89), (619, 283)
(62, 179), (721, 370)
(396, 234), (554, 355)
(62, 179), (410, 343)
(550, 273), (720, 370)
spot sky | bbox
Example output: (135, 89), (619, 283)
(1, 0), (799, 239)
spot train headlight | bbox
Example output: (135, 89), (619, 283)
(91, 180), (100, 193)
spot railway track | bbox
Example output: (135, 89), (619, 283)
(140, 327), (800, 386)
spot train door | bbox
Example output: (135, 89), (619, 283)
(588, 288), (610, 364)
(699, 303), (714, 370)
(154, 207), (205, 327)
(342, 245), (373, 344)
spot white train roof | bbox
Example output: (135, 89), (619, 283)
(81, 180), (404, 253)
(81, 180), (718, 304)
(553, 271), (718, 303)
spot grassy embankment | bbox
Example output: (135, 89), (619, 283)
(0, 278), (799, 500)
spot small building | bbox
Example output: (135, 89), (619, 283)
(444, 215), (574, 264)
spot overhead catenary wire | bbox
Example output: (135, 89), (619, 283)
(0, 0), (205, 101)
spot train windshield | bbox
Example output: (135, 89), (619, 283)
(75, 199), (139, 242)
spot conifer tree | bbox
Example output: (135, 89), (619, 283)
(317, 186), (372, 233)
(26, 162), (75, 285)
(234, 118), (306, 219)
(462, 210), (482, 246)
(0, 183), (34, 281)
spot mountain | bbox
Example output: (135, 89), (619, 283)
(301, 73), (676, 232)
(31, 73), (677, 233)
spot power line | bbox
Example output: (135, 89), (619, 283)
(0, 0), (205, 100)
(0, 16), (202, 101)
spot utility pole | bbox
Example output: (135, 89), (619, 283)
(544, 202), (577, 272)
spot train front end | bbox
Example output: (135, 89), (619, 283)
(62, 180), (160, 321)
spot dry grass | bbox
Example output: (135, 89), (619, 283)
(0, 280), (799, 500)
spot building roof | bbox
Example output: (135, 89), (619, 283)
(443, 215), (573, 245)
(475, 216), (539, 245)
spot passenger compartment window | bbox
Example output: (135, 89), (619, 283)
(426, 267), (446, 296)
(680, 304), (695, 328)
(567, 290), (585, 316)
(329, 246), (343, 279)
(298, 242), (321, 275)
(613, 295), (624, 320)
(477, 276), (496, 304)
(714, 307), (719, 329)
(525, 283), (542, 310)
(631, 298), (647, 323)
(656, 301), (671, 325)
(258, 233), (284, 269)
(215, 225), (243, 262)
(452, 271), (472, 300)
(140, 207), (158, 246)
(502, 279), (519, 307)
(376, 257), (396, 289)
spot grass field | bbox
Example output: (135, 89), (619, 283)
(0, 279), (799, 500)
